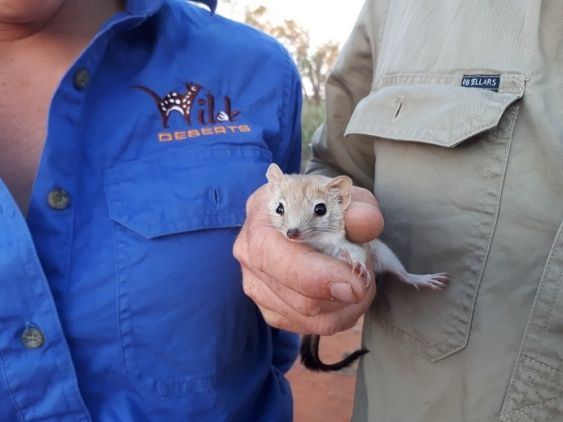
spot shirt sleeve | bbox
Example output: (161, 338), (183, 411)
(272, 49), (303, 174)
(271, 328), (300, 373)
(305, 0), (382, 191)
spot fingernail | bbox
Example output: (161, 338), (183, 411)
(329, 282), (357, 303)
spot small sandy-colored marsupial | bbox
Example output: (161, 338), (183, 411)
(266, 163), (449, 372)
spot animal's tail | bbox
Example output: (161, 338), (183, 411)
(130, 85), (163, 105)
(300, 334), (368, 372)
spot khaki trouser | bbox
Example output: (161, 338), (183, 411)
(307, 0), (563, 420)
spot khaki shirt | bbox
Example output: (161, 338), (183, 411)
(307, 1), (563, 421)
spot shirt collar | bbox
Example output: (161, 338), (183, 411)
(195, 0), (217, 13)
(125, 0), (217, 16)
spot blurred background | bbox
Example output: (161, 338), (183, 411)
(218, 2), (366, 421)
(218, 0), (364, 169)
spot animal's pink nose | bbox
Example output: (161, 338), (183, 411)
(286, 229), (300, 240)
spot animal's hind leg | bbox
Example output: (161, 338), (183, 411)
(369, 239), (449, 290)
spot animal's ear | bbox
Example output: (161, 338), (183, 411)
(266, 163), (284, 187)
(325, 175), (353, 209)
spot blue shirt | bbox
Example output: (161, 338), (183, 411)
(0, 0), (302, 420)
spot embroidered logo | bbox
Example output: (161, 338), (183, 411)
(131, 83), (202, 128)
(131, 83), (249, 142)
(461, 75), (500, 92)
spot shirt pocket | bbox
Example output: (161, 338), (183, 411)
(105, 145), (271, 398)
(500, 220), (563, 422)
(346, 74), (525, 362)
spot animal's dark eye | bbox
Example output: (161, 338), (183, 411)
(314, 203), (327, 216)
(276, 203), (284, 215)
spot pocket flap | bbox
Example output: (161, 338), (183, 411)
(105, 146), (271, 239)
(345, 76), (525, 147)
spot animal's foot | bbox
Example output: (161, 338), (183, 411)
(352, 261), (371, 284)
(403, 272), (449, 291)
(339, 249), (371, 285)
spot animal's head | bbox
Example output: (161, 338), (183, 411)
(265, 163), (352, 242)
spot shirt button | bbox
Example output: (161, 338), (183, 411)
(47, 189), (71, 210)
(21, 327), (45, 349)
(73, 68), (90, 90)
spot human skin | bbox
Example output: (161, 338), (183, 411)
(0, 0), (64, 28)
(233, 184), (383, 335)
(0, 0), (120, 213)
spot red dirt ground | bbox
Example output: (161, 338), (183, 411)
(286, 319), (363, 422)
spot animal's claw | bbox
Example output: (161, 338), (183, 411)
(352, 261), (371, 285)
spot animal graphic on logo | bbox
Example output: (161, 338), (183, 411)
(131, 83), (202, 128)
(132, 82), (242, 130)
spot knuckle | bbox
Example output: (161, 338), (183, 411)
(317, 322), (339, 336)
(232, 237), (244, 261)
(313, 314), (358, 336)
(246, 242), (263, 271)
(241, 276), (258, 300)
(313, 315), (339, 336)
(339, 316), (359, 332)
(297, 297), (322, 317)
(241, 279), (251, 296)
(241, 284), (254, 301)
(261, 311), (287, 330)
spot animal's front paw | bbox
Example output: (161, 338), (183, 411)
(338, 248), (371, 286)
(352, 260), (371, 284)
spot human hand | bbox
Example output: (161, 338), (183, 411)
(233, 184), (383, 335)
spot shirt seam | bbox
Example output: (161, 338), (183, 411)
(273, 45), (292, 170)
